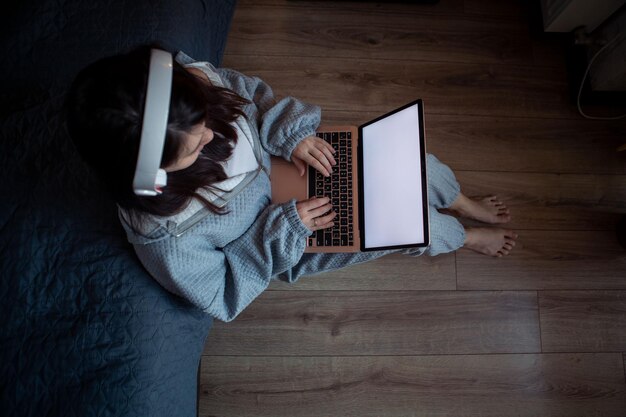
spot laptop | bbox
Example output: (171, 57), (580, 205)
(271, 99), (429, 253)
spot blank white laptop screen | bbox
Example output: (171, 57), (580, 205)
(361, 102), (425, 249)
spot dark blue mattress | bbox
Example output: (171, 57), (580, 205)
(0, 0), (236, 415)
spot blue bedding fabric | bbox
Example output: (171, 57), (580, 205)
(0, 1), (236, 416)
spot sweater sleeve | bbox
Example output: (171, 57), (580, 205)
(217, 68), (322, 160)
(132, 200), (311, 322)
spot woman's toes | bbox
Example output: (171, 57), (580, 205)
(464, 227), (519, 257)
(458, 196), (512, 225)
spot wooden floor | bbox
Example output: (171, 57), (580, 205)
(200, 1), (626, 415)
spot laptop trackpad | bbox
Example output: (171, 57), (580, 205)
(270, 157), (308, 204)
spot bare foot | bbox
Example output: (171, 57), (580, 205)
(464, 227), (518, 257)
(449, 194), (511, 224)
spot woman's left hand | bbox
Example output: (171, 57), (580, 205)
(291, 136), (337, 177)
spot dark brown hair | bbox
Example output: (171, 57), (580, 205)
(66, 45), (250, 219)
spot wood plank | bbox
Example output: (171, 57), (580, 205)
(463, 0), (527, 18)
(457, 230), (626, 290)
(226, 3), (534, 65)
(425, 116), (626, 175)
(203, 291), (540, 356)
(454, 171), (626, 231)
(319, 111), (626, 175)
(235, 0), (465, 15)
(468, 0), (567, 70)
(269, 253), (456, 291)
(221, 55), (575, 119)
(531, 33), (569, 68)
(539, 291), (626, 353)
(199, 354), (626, 417)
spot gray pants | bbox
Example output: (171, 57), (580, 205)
(278, 154), (465, 283)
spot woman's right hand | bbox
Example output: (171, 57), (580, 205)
(296, 196), (336, 231)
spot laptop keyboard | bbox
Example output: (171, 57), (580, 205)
(308, 131), (354, 248)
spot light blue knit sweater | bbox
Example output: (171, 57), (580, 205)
(119, 54), (465, 322)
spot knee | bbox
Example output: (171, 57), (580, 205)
(426, 154), (460, 209)
(424, 211), (465, 256)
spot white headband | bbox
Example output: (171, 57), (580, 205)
(133, 49), (173, 196)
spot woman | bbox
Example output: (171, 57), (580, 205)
(66, 46), (517, 322)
